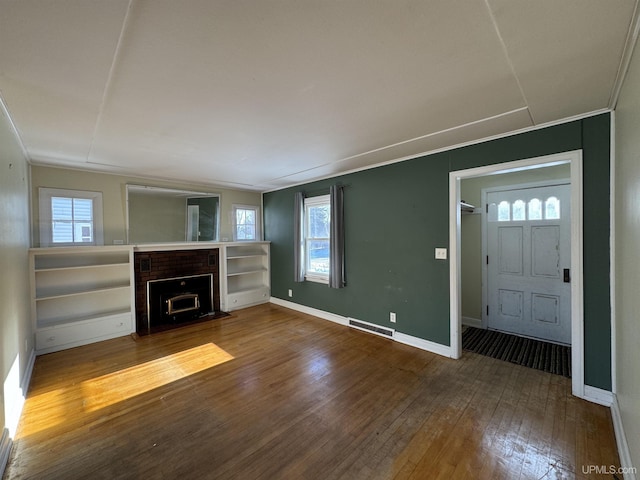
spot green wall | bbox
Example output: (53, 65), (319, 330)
(264, 113), (611, 390)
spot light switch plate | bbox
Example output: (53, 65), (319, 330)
(435, 248), (447, 260)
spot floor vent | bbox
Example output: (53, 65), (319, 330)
(348, 318), (395, 338)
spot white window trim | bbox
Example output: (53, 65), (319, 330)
(304, 194), (330, 284)
(232, 204), (261, 241)
(39, 188), (104, 247)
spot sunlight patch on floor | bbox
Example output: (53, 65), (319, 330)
(17, 343), (234, 438)
(80, 343), (234, 412)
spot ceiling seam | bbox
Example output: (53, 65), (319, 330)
(608, 0), (640, 109)
(265, 107), (530, 184)
(483, 0), (535, 126)
(261, 108), (611, 193)
(86, 0), (136, 164)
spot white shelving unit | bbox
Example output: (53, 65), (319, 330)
(30, 246), (135, 354)
(221, 242), (270, 311)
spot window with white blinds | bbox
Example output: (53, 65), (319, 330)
(39, 188), (104, 247)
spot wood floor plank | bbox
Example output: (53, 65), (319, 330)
(4, 304), (620, 479)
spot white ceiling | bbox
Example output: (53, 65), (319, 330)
(0, 0), (637, 191)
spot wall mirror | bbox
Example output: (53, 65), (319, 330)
(126, 185), (220, 244)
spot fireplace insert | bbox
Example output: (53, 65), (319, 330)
(147, 274), (213, 329)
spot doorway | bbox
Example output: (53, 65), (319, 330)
(449, 150), (584, 398)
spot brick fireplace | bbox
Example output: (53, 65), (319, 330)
(134, 248), (220, 334)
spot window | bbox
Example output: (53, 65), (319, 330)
(232, 205), (260, 241)
(39, 188), (104, 247)
(497, 201), (510, 221)
(491, 196), (561, 222)
(304, 195), (330, 282)
(545, 196), (560, 219)
(528, 198), (542, 220)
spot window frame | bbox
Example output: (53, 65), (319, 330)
(39, 188), (104, 247)
(303, 194), (330, 284)
(232, 204), (261, 241)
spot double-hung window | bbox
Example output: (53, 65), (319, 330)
(304, 195), (330, 283)
(39, 188), (104, 247)
(232, 204), (260, 241)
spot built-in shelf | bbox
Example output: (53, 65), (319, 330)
(30, 246), (135, 354)
(226, 266), (268, 276)
(221, 242), (270, 311)
(29, 243), (270, 352)
(35, 284), (131, 302)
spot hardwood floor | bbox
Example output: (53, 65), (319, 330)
(5, 304), (619, 479)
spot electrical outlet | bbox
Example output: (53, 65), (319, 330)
(390, 312), (396, 323)
(435, 248), (447, 260)
(288, 289), (293, 298)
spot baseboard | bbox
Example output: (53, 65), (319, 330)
(0, 428), (12, 480)
(22, 348), (35, 395)
(462, 316), (482, 328)
(270, 297), (348, 326)
(582, 385), (614, 407)
(4, 348), (35, 441)
(394, 332), (452, 357)
(611, 394), (637, 480)
(270, 297), (452, 358)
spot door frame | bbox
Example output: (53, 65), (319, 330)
(449, 150), (584, 398)
(481, 179), (571, 336)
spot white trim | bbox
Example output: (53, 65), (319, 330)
(611, 394), (637, 480)
(610, 112), (617, 394)
(303, 194), (330, 282)
(461, 316), (482, 328)
(263, 109), (610, 194)
(3, 348), (35, 439)
(581, 385), (613, 407)
(570, 154), (585, 399)
(450, 150), (587, 399)
(270, 297), (348, 326)
(22, 348), (35, 399)
(270, 297), (453, 358)
(394, 332), (453, 358)
(0, 428), (11, 479)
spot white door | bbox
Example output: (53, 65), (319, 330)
(486, 183), (571, 344)
(186, 205), (200, 241)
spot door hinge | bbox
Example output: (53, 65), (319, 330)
(486, 255), (489, 265)
(485, 204), (488, 213)
(486, 305), (489, 315)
